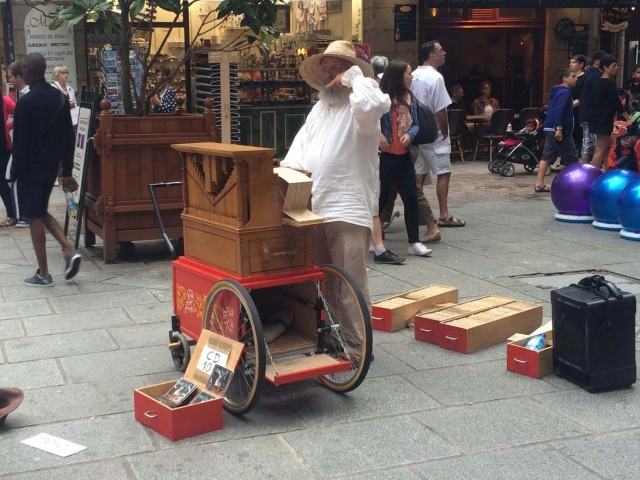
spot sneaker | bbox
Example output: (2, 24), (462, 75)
(64, 250), (82, 280)
(16, 217), (29, 228)
(408, 242), (433, 257)
(369, 241), (375, 253)
(374, 249), (406, 264)
(24, 270), (53, 287)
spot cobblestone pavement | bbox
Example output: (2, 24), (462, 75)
(1, 163), (639, 479)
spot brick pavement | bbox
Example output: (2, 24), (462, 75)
(0, 164), (639, 479)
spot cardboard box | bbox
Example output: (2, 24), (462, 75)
(407, 303), (457, 331)
(414, 296), (516, 344)
(134, 330), (243, 441)
(438, 301), (542, 354)
(274, 167), (324, 226)
(507, 325), (554, 379)
(371, 285), (458, 332)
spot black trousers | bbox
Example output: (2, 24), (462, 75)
(379, 151), (420, 244)
(0, 151), (15, 219)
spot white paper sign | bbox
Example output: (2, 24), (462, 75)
(24, 4), (77, 89)
(69, 107), (91, 210)
(196, 346), (229, 376)
(21, 433), (86, 458)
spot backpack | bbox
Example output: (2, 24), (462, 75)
(412, 102), (439, 146)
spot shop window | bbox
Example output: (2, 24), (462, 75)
(469, 9), (496, 21)
(423, 8), (464, 20)
(498, 9), (537, 20)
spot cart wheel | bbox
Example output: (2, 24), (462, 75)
(500, 163), (515, 177)
(170, 332), (190, 372)
(523, 163), (536, 173)
(203, 279), (265, 415)
(545, 164), (552, 176)
(317, 265), (373, 394)
(488, 160), (496, 173)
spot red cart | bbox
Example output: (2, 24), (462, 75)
(160, 143), (373, 415)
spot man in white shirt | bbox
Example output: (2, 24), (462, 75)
(412, 41), (466, 228)
(281, 41), (391, 310)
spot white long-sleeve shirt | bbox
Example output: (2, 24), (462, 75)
(281, 66), (391, 231)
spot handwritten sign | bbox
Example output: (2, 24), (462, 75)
(21, 433), (86, 458)
(394, 5), (417, 43)
(196, 345), (229, 376)
(24, 4), (77, 88)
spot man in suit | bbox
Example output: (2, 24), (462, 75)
(12, 53), (81, 286)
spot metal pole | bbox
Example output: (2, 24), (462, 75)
(183, 0), (192, 113)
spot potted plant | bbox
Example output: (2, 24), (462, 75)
(29, 0), (283, 262)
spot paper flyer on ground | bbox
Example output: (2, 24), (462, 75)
(21, 433), (86, 458)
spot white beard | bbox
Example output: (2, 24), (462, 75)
(318, 86), (351, 107)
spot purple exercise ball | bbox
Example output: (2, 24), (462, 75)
(551, 163), (603, 217)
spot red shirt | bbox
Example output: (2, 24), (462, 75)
(388, 108), (408, 155)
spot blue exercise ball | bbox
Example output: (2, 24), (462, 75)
(618, 178), (640, 241)
(589, 169), (640, 230)
(551, 163), (602, 222)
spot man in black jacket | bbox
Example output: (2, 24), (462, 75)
(578, 50), (607, 164)
(12, 53), (81, 287)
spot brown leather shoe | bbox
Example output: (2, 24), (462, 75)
(420, 231), (441, 244)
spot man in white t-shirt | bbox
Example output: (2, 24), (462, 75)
(411, 41), (466, 228)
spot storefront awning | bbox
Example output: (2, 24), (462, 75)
(425, 0), (637, 7)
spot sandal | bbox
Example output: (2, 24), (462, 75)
(0, 218), (17, 227)
(534, 185), (550, 193)
(437, 216), (466, 228)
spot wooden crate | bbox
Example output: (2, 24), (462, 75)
(507, 326), (554, 379)
(438, 301), (542, 354)
(371, 285), (458, 332)
(414, 296), (516, 344)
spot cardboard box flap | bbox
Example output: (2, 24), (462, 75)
(275, 167), (324, 226)
(185, 329), (245, 393)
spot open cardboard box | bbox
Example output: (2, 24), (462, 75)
(134, 330), (243, 441)
(371, 285), (458, 332)
(507, 323), (554, 379)
(414, 296), (516, 344)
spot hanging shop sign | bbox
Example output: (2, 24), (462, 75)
(394, 4), (417, 43)
(601, 8), (631, 32)
(425, 0), (638, 7)
(24, 4), (77, 89)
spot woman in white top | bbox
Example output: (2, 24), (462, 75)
(52, 65), (79, 127)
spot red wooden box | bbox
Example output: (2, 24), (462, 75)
(134, 330), (244, 441)
(414, 296), (516, 345)
(507, 331), (554, 379)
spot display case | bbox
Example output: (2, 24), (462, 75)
(237, 68), (311, 106)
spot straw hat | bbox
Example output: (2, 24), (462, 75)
(0, 388), (24, 426)
(299, 40), (375, 91)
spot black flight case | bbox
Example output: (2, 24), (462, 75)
(551, 275), (636, 392)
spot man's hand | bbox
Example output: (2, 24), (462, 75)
(380, 133), (389, 152)
(400, 134), (411, 148)
(555, 129), (563, 142)
(69, 99), (76, 109)
(325, 72), (350, 90)
(62, 176), (79, 192)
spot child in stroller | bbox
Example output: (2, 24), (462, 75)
(489, 119), (550, 177)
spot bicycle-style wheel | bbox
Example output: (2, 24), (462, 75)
(317, 265), (372, 393)
(202, 279), (265, 415)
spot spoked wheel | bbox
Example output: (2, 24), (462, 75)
(202, 279), (265, 415)
(317, 265), (373, 393)
(500, 163), (515, 177)
(523, 163), (536, 173)
(170, 331), (191, 372)
(488, 160), (497, 173)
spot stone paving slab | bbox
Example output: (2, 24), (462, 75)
(124, 302), (175, 324)
(446, 238), (527, 256)
(59, 345), (175, 383)
(0, 319), (23, 339)
(0, 299), (50, 321)
(8, 376), (149, 428)
(127, 436), (316, 480)
(283, 415), (460, 477)
(108, 322), (169, 350)
(488, 251), (592, 275)
(5, 330), (118, 363)
(379, 340), (505, 371)
(532, 386), (640, 433)
(345, 468), (421, 480)
(278, 377), (439, 427)
(103, 275), (172, 290)
(366, 348), (416, 379)
(0, 413), (154, 476)
(414, 397), (589, 454)
(552, 429), (640, 480)
(2, 282), (81, 302)
(2, 459), (131, 480)
(414, 444), (600, 480)
(49, 288), (158, 314)
(0, 272), (32, 287)
(22, 308), (132, 336)
(403, 360), (558, 406)
(0, 359), (65, 391)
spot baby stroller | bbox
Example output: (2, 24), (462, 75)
(488, 126), (550, 177)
